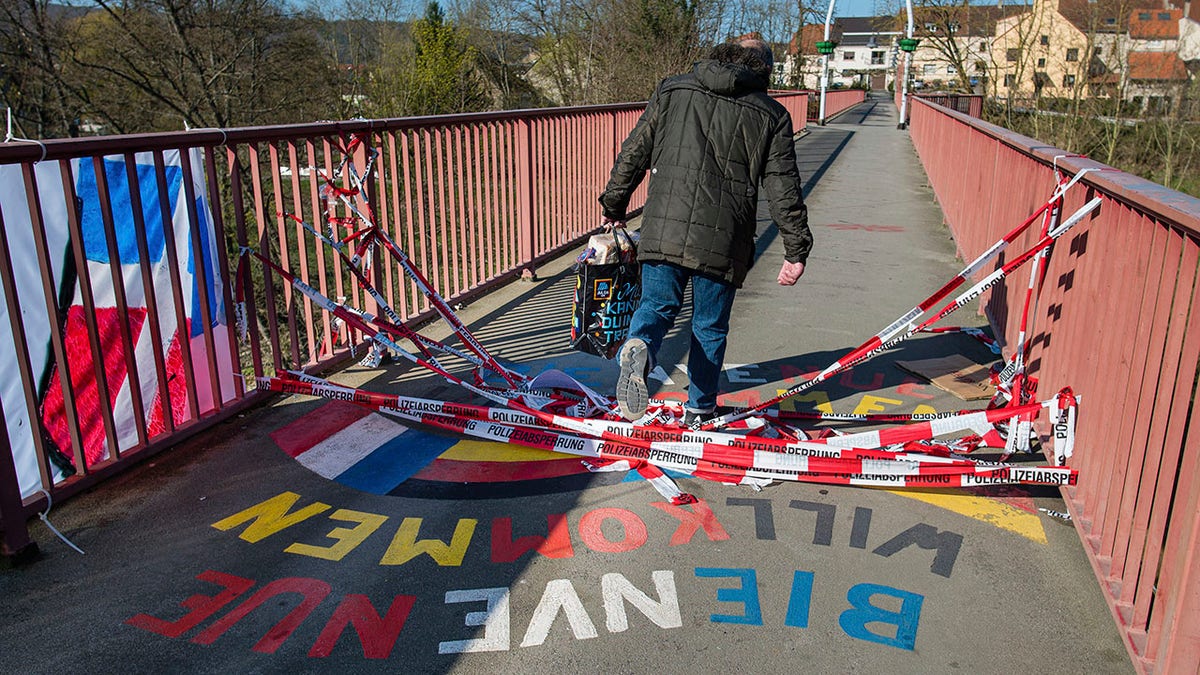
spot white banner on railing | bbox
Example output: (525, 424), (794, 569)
(0, 149), (233, 499)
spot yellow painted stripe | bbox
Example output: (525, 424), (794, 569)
(439, 439), (576, 462)
(885, 488), (1047, 544)
(444, 443), (1046, 543)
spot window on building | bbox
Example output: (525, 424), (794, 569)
(949, 22), (960, 32)
(1138, 12), (1151, 20)
(1039, 35), (1049, 46)
(923, 64), (938, 75)
(1105, 17), (1116, 25)
(946, 65), (957, 74)
(871, 51), (885, 65)
(1037, 57), (1046, 67)
(1158, 12), (1171, 19)
(843, 51), (855, 60)
(1007, 48), (1020, 62)
(974, 60), (986, 73)
(1063, 74), (1076, 86)
(925, 22), (939, 32)
(1004, 74), (1016, 86)
(1066, 48), (1079, 62)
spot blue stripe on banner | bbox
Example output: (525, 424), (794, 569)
(77, 158), (182, 264)
(336, 429), (461, 495)
(187, 197), (224, 335)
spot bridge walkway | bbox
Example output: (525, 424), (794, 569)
(0, 92), (1132, 674)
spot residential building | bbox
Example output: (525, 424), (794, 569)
(785, 0), (1198, 107)
(907, 4), (1024, 93)
(1125, 8), (1193, 109)
(784, 17), (900, 90)
(988, 0), (1199, 105)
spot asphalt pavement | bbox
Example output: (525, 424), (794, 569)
(0, 93), (1132, 674)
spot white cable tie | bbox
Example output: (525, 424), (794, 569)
(4, 110), (48, 162)
(5, 135), (48, 163)
(187, 126), (229, 147)
(37, 489), (85, 555)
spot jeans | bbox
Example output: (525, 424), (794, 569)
(625, 261), (737, 411)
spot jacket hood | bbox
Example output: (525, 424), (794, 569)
(693, 59), (769, 95)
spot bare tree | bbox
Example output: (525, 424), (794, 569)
(591, 0), (716, 101)
(0, 1), (86, 137)
(55, 0), (342, 134)
(909, 0), (991, 93)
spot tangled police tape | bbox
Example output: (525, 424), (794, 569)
(237, 134), (1094, 502)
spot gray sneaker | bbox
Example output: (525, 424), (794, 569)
(616, 338), (649, 420)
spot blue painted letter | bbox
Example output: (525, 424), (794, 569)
(694, 568), (762, 625)
(784, 571), (814, 628)
(838, 583), (923, 650)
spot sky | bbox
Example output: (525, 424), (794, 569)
(290, 0), (908, 22)
(286, 0), (1027, 25)
(834, 0), (895, 18)
(832, 0), (1028, 19)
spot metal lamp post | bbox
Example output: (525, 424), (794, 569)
(897, 0), (917, 129)
(816, 0), (838, 125)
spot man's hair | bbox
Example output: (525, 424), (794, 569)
(708, 39), (774, 80)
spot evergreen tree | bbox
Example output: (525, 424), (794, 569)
(408, 1), (487, 115)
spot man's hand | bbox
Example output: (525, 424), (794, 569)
(777, 260), (805, 286)
(601, 216), (626, 229)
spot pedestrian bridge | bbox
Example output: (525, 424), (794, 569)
(1, 91), (1199, 673)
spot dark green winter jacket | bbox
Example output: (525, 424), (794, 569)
(598, 59), (813, 287)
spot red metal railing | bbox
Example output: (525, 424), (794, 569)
(893, 60), (983, 123)
(804, 89), (867, 122)
(0, 93), (808, 555)
(908, 96), (1200, 674)
(915, 94), (982, 118)
(766, 90), (810, 131)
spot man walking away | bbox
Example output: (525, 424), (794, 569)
(598, 37), (813, 425)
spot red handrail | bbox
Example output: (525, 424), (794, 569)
(0, 93), (808, 549)
(908, 95), (1200, 674)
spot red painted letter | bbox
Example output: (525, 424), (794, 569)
(191, 577), (331, 653)
(491, 514), (574, 563)
(840, 371), (885, 391)
(309, 594), (416, 659)
(578, 508), (648, 553)
(126, 570), (254, 638)
(651, 500), (730, 546)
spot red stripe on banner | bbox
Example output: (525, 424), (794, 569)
(270, 401), (373, 458)
(42, 306), (146, 468)
(693, 467), (742, 483)
(870, 420), (935, 445)
(146, 327), (190, 437)
(919, 276), (965, 310)
(702, 443), (753, 469)
(411, 457), (589, 482)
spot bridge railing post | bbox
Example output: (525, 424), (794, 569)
(0, 393), (37, 563)
(516, 117), (536, 279)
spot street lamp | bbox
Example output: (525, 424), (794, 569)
(818, 0), (915, 128)
(897, 0), (917, 129)
(817, 0), (838, 125)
